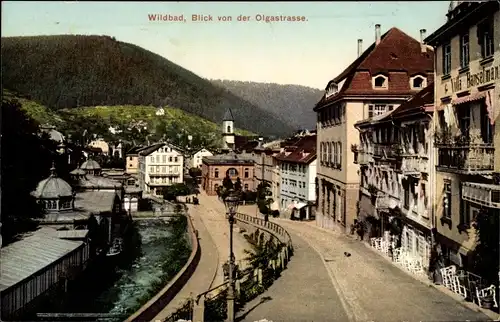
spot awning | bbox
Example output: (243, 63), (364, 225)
(452, 91), (486, 106)
(294, 202), (307, 210)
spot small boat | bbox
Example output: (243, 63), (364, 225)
(106, 238), (123, 257)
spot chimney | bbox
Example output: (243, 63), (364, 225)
(420, 29), (427, 53)
(375, 24), (381, 45)
(357, 39), (363, 57)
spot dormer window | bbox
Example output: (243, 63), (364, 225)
(372, 75), (388, 89)
(325, 83), (338, 98)
(410, 75), (427, 90)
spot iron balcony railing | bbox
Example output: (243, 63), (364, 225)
(436, 144), (495, 173)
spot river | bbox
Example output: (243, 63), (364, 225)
(37, 217), (191, 321)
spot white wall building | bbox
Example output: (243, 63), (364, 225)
(276, 135), (317, 220)
(222, 108), (235, 150)
(138, 143), (184, 196)
(190, 148), (213, 169)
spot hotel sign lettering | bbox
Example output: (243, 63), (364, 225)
(445, 63), (499, 93)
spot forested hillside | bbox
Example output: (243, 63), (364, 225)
(210, 80), (323, 129)
(1, 35), (295, 137)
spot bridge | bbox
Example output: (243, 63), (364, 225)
(127, 193), (496, 322)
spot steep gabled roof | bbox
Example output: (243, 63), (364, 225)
(223, 108), (234, 121)
(315, 27), (434, 110)
(139, 142), (185, 156)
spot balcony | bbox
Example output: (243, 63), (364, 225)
(436, 144), (495, 174)
(401, 157), (428, 176)
(462, 182), (500, 209)
(149, 172), (181, 177)
(373, 144), (400, 160)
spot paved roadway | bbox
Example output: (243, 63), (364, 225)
(237, 205), (492, 322)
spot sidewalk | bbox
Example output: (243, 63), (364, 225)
(152, 204), (219, 321)
(194, 192), (251, 286)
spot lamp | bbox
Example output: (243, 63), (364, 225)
(222, 189), (240, 322)
(224, 190), (240, 216)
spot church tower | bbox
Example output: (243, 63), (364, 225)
(222, 107), (235, 150)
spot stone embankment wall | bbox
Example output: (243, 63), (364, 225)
(125, 211), (200, 322)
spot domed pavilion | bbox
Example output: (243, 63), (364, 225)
(32, 163), (75, 212)
(80, 158), (102, 176)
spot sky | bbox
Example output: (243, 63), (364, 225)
(2, 1), (450, 89)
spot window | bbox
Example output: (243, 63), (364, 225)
(163, 155), (167, 163)
(368, 104), (388, 118)
(227, 168), (237, 177)
(411, 76), (426, 89)
(443, 182), (452, 219)
(330, 142), (335, 166)
(156, 155), (160, 163)
(404, 182), (410, 209)
(326, 142), (330, 164)
(214, 168), (219, 178)
(129, 156), (133, 160)
(459, 33), (469, 69)
(244, 168), (249, 178)
(442, 42), (451, 75)
(150, 166), (154, 173)
(478, 19), (494, 58)
(150, 156), (154, 162)
(338, 142), (342, 169)
(174, 157), (178, 163)
(169, 157), (172, 162)
(373, 75), (388, 89)
(227, 125), (231, 133)
(244, 184), (249, 190)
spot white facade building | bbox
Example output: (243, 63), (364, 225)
(138, 143), (184, 196)
(276, 135), (317, 220)
(222, 108), (235, 150)
(190, 148), (214, 169)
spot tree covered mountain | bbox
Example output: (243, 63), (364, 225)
(1, 35), (295, 137)
(210, 80), (323, 130)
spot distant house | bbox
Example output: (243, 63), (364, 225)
(190, 148), (213, 169)
(40, 124), (65, 143)
(88, 138), (110, 155)
(275, 134), (317, 220)
(125, 146), (147, 175)
(156, 107), (165, 116)
(138, 142), (185, 197)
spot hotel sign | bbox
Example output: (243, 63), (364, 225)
(445, 63), (499, 93)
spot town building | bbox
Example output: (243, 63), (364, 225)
(201, 152), (255, 195)
(314, 24), (434, 233)
(125, 146), (147, 175)
(138, 142), (184, 197)
(189, 148), (214, 169)
(425, 0), (500, 270)
(253, 139), (282, 210)
(354, 84), (435, 271)
(275, 134), (317, 220)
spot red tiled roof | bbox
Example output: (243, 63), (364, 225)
(315, 27), (434, 111)
(275, 135), (317, 164)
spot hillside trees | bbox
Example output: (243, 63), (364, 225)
(1, 35), (295, 137)
(1, 98), (60, 245)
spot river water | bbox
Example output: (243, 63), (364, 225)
(37, 218), (191, 321)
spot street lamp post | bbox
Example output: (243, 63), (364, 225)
(223, 190), (240, 322)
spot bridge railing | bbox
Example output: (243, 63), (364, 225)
(234, 212), (293, 251)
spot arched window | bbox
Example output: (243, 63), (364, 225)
(244, 168), (249, 178)
(227, 125), (231, 133)
(214, 168), (219, 178)
(227, 168), (238, 177)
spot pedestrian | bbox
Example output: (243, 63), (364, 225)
(351, 219), (358, 236)
(356, 221), (365, 241)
